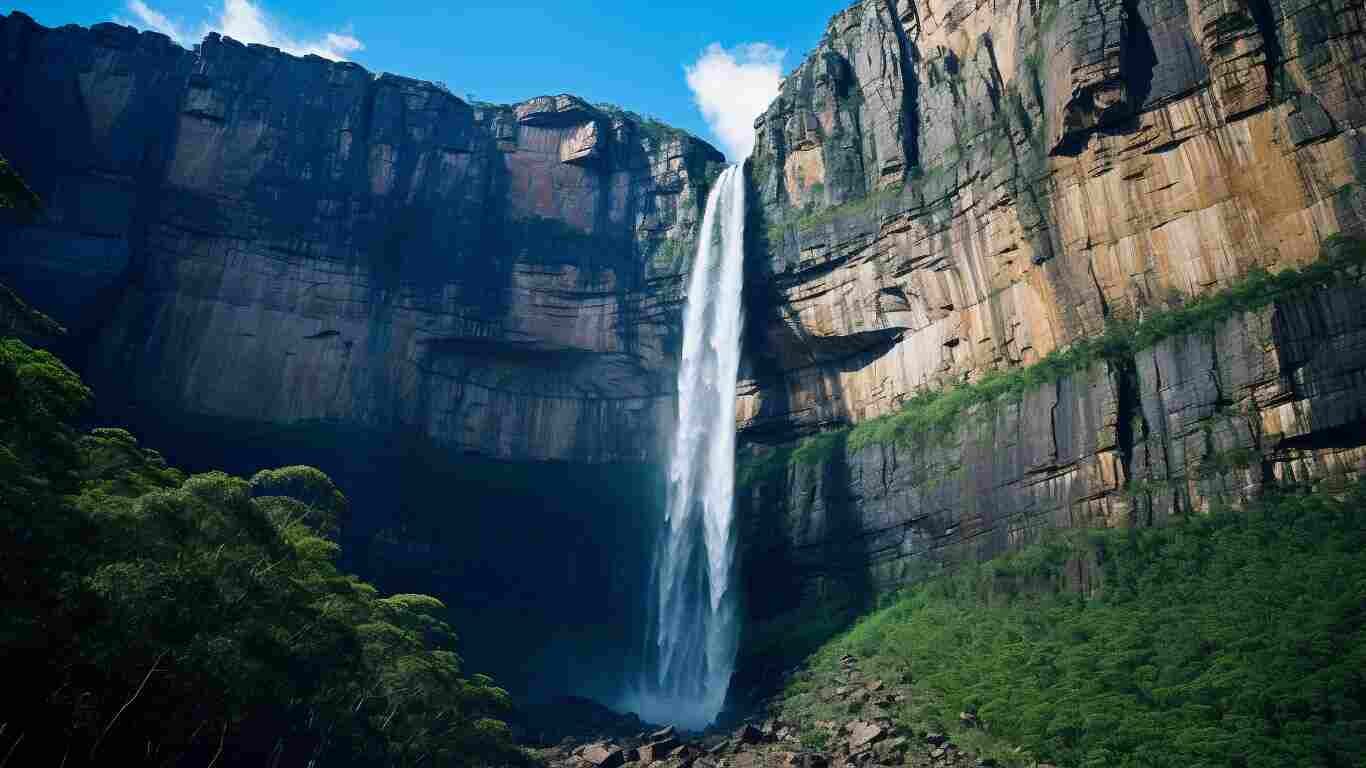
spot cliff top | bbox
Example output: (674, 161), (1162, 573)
(0, 10), (722, 157)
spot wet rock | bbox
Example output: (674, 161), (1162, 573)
(651, 726), (677, 742)
(637, 735), (680, 763)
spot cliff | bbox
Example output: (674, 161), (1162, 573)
(0, 12), (725, 465)
(4, 0), (1366, 712)
(0, 11), (724, 699)
(736, 0), (1366, 648)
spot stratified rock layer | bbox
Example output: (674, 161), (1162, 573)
(0, 13), (725, 465)
(738, 0), (1366, 631)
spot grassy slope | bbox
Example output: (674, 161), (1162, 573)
(777, 486), (1366, 767)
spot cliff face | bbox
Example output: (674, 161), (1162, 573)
(5, 0), (1366, 709)
(0, 13), (725, 465)
(737, 0), (1366, 634)
(0, 12), (726, 699)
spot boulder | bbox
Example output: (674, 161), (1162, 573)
(581, 744), (624, 768)
(776, 752), (830, 768)
(651, 726), (677, 742)
(734, 723), (764, 744)
(873, 736), (906, 760)
(846, 721), (885, 751)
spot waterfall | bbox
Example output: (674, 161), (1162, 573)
(631, 164), (747, 730)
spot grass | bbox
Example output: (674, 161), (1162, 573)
(779, 483), (1366, 767)
(767, 182), (908, 246)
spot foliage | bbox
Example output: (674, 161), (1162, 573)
(781, 488), (1366, 767)
(0, 337), (528, 767)
(593, 101), (697, 145)
(0, 153), (39, 212)
(0, 282), (66, 340)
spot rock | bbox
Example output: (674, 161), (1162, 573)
(663, 744), (697, 767)
(872, 736), (906, 759)
(581, 744), (625, 768)
(776, 752), (830, 768)
(651, 726), (677, 742)
(846, 721), (885, 751)
(736, 0), (1366, 646)
(0, 12), (726, 473)
(734, 723), (764, 744)
(930, 746), (947, 760)
(638, 734), (681, 763)
(0, 10), (733, 704)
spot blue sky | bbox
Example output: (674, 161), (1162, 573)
(6, 0), (850, 157)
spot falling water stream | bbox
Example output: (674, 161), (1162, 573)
(629, 164), (747, 730)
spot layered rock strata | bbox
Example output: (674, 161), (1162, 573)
(0, 13), (725, 464)
(738, 0), (1366, 619)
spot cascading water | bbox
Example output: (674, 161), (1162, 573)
(629, 164), (747, 730)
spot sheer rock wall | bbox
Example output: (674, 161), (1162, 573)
(0, 13), (725, 465)
(738, 0), (1366, 619)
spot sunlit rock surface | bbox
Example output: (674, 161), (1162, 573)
(737, 0), (1366, 647)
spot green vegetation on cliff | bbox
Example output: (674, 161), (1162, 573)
(0, 333), (527, 766)
(780, 485), (1366, 767)
(849, 235), (1366, 452)
(739, 235), (1366, 488)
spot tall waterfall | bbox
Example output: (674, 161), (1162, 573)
(632, 164), (747, 730)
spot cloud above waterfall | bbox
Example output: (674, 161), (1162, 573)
(685, 43), (785, 160)
(121, 0), (364, 61)
(123, 0), (189, 45)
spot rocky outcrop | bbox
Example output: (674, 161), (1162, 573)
(738, 0), (1366, 631)
(0, 12), (724, 465)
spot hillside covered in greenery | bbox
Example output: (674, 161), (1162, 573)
(0, 331), (529, 766)
(777, 488), (1366, 767)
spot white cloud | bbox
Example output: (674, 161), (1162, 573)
(205, 0), (363, 60)
(122, 0), (188, 44)
(122, 0), (364, 61)
(685, 42), (785, 160)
